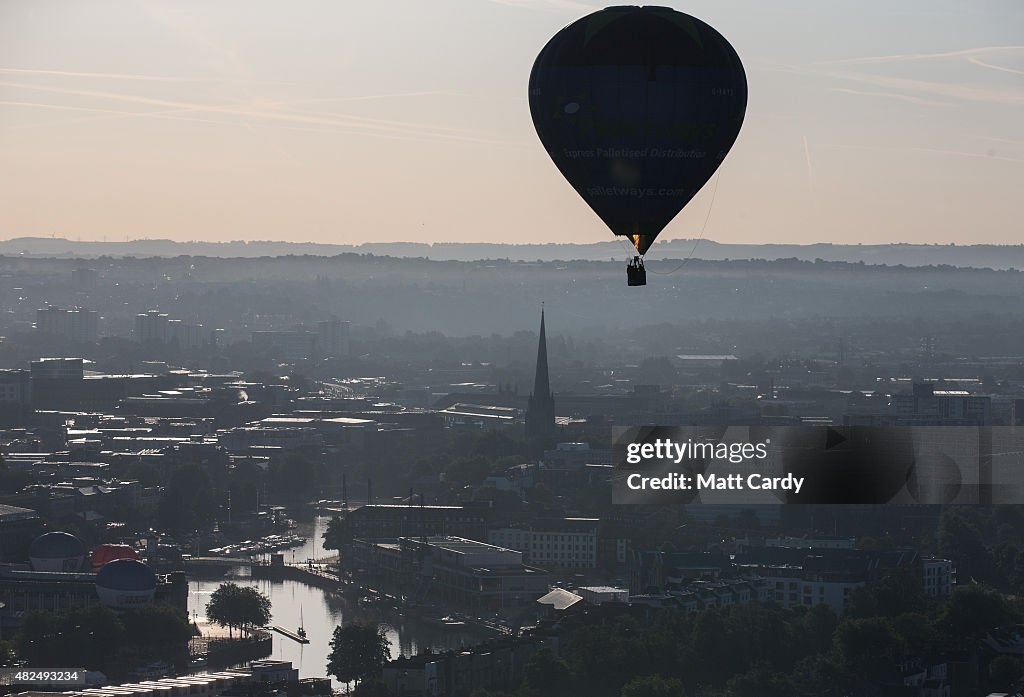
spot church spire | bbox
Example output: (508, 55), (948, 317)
(533, 305), (550, 401)
(526, 305), (555, 439)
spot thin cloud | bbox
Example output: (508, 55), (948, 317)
(0, 67), (299, 86)
(264, 91), (470, 111)
(802, 135), (814, 191)
(0, 98), (309, 135)
(0, 100), (228, 127)
(768, 62), (1024, 106)
(827, 142), (1024, 165)
(967, 56), (1024, 77)
(0, 99), (528, 148)
(139, 0), (248, 78)
(0, 71), (466, 108)
(0, 86), (479, 139)
(826, 70), (1024, 106)
(819, 45), (1024, 66)
(485, 0), (594, 13)
(828, 87), (949, 107)
(974, 135), (1024, 147)
(0, 80), (526, 148)
(322, 91), (466, 102)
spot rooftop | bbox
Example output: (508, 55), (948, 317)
(0, 503), (39, 522)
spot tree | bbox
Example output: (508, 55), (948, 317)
(725, 663), (794, 697)
(791, 654), (845, 695)
(620, 675), (686, 697)
(846, 567), (930, 619)
(938, 585), (1016, 639)
(205, 582), (272, 637)
(798, 603), (838, 652)
(989, 655), (1024, 689)
(122, 603), (193, 649)
(445, 455), (492, 485)
(62, 604), (127, 668)
(15, 611), (62, 666)
(833, 617), (900, 672)
(938, 508), (992, 583)
(159, 463), (217, 533)
(523, 648), (571, 697)
(566, 620), (652, 696)
(0, 639), (16, 667)
(16, 606), (125, 670)
(327, 623), (391, 689)
(323, 515), (348, 551)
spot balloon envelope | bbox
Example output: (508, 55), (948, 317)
(529, 6), (747, 254)
(90, 543), (140, 569)
(95, 558), (157, 609)
(29, 531), (86, 572)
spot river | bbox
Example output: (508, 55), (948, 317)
(187, 515), (490, 687)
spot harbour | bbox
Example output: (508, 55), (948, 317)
(186, 515), (492, 689)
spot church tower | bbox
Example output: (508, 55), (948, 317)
(525, 307), (556, 439)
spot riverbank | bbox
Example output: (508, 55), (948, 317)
(187, 517), (492, 688)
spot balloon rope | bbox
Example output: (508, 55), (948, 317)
(614, 234), (638, 261)
(646, 169), (721, 275)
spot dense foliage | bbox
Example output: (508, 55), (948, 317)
(15, 603), (191, 672)
(327, 623), (392, 687)
(205, 582), (272, 636)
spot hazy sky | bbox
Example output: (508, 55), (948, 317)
(1, 0), (1021, 248)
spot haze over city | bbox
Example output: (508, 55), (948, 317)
(1, 0), (1022, 248)
(5, 4), (1024, 696)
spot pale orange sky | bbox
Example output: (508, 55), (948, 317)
(0, 0), (1022, 248)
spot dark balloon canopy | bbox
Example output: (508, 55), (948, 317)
(529, 6), (747, 256)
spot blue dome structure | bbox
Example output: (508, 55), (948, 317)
(95, 558), (158, 609)
(29, 531), (86, 572)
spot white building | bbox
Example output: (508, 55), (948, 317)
(578, 586), (629, 605)
(922, 557), (955, 597)
(135, 310), (211, 348)
(135, 310), (169, 342)
(37, 306), (99, 342)
(489, 517), (598, 570)
(317, 318), (351, 356)
(760, 573), (863, 614)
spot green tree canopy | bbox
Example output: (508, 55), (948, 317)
(121, 603), (193, 649)
(159, 463), (217, 533)
(620, 674), (686, 697)
(523, 648), (571, 697)
(988, 655), (1024, 690)
(327, 623), (391, 687)
(846, 566), (931, 619)
(322, 515), (348, 552)
(938, 585), (1017, 638)
(205, 582), (272, 636)
(833, 617), (900, 672)
(16, 605), (125, 670)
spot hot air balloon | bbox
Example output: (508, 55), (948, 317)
(95, 558), (157, 609)
(90, 543), (140, 570)
(529, 6), (747, 285)
(29, 531), (86, 572)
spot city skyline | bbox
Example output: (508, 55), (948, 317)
(1, 1), (1022, 248)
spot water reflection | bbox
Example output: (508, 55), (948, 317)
(188, 515), (489, 687)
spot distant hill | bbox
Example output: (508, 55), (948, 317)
(1, 236), (1023, 269)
